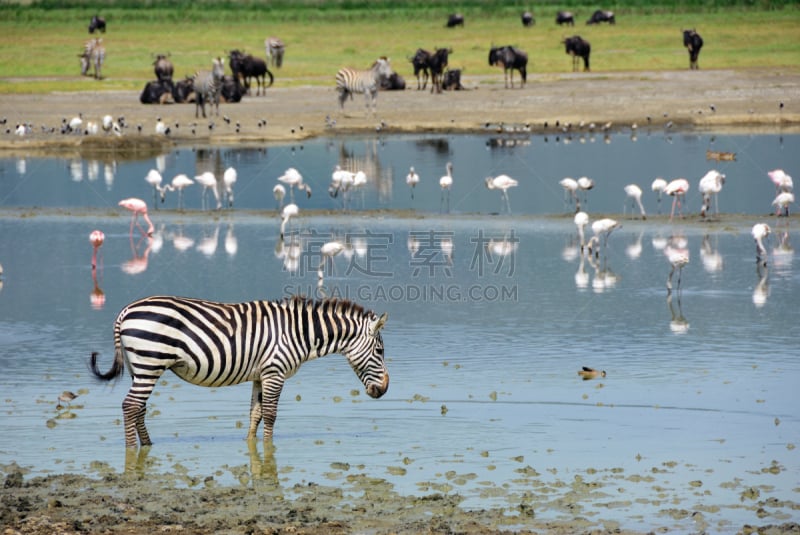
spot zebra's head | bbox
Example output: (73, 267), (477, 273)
(347, 311), (389, 399)
(372, 57), (393, 80)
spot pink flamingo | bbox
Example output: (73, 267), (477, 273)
(118, 197), (154, 236)
(767, 169), (793, 193)
(89, 229), (105, 269)
(664, 178), (690, 221)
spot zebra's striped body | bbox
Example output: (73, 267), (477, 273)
(265, 37), (285, 68)
(336, 57), (393, 116)
(193, 57), (226, 118)
(80, 38), (105, 79)
(90, 295), (389, 448)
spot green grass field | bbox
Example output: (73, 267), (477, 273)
(0, 2), (797, 94)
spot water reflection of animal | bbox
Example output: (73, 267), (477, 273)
(89, 295), (390, 447)
(118, 197), (154, 236)
(752, 223), (771, 267)
(667, 292), (689, 334)
(121, 235), (153, 275)
(89, 229), (105, 269)
(273, 184), (286, 211)
(665, 237), (689, 294)
(752, 263), (769, 308)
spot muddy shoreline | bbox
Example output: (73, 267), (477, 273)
(1, 69), (798, 159)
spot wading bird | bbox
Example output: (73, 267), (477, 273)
(698, 170), (725, 218)
(664, 238), (690, 293)
(651, 177), (668, 213)
(406, 166), (420, 199)
(767, 169), (793, 193)
(664, 178), (690, 221)
(278, 167), (311, 201)
(623, 183), (646, 219)
(440, 162), (454, 212)
(578, 367), (606, 380)
(588, 218), (620, 257)
(144, 169), (167, 206)
(485, 174), (519, 213)
(118, 197), (154, 236)
(89, 229), (105, 269)
(168, 174), (194, 210)
(772, 191), (794, 217)
(752, 222), (771, 267)
(574, 211), (589, 251)
(559, 177), (579, 211)
(280, 203), (299, 239)
(223, 167), (237, 207)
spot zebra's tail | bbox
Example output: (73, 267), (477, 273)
(89, 316), (126, 381)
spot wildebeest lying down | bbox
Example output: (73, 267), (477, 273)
(564, 35), (591, 71)
(379, 72), (406, 90)
(446, 13), (464, 27)
(488, 45), (528, 88)
(587, 10), (615, 24)
(442, 69), (465, 90)
(683, 29), (704, 70)
(140, 80), (174, 104)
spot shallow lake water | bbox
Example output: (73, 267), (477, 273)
(0, 132), (798, 532)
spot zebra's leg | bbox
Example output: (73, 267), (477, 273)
(247, 380), (263, 439)
(338, 89), (349, 110)
(259, 373), (286, 441)
(122, 391), (152, 448)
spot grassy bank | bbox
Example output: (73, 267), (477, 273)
(0, 2), (797, 94)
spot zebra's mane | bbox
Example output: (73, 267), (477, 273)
(280, 295), (370, 318)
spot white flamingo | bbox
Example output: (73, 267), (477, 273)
(485, 174), (519, 213)
(273, 184), (286, 210)
(698, 170), (725, 218)
(168, 173), (194, 210)
(144, 169), (167, 206)
(623, 184), (646, 219)
(767, 169), (793, 193)
(278, 167), (311, 201)
(574, 211), (589, 250)
(559, 177), (579, 211)
(280, 203), (299, 239)
(223, 167), (237, 207)
(588, 218), (620, 257)
(772, 191), (794, 217)
(752, 222), (771, 266)
(651, 177), (668, 213)
(194, 171), (221, 210)
(577, 176), (594, 206)
(406, 166), (420, 199)
(440, 162), (454, 212)
(664, 178), (690, 221)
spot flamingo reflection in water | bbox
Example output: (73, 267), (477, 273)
(700, 234), (723, 274)
(89, 230), (106, 309)
(752, 262), (770, 309)
(225, 224), (238, 257)
(121, 233), (153, 276)
(196, 226), (220, 257)
(667, 291), (689, 334)
(664, 235), (689, 294)
(318, 240), (345, 290)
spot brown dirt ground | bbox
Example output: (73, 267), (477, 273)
(1, 69), (799, 534)
(1, 68), (798, 157)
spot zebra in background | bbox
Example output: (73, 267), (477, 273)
(90, 295), (390, 448)
(336, 57), (394, 116)
(265, 37), (285, 68)
(80, 38), (105, 79)
(193, 57), (225, 118)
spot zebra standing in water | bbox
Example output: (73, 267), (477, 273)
(335, 57), (393, 116)
(193, 57), (225, 118)
(80, 38), (105, 79)
(90, 295), (390, 448)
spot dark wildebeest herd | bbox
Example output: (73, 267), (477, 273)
(78, 9), (706, 115)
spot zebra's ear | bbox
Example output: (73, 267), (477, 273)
(369, 312), (388, 336)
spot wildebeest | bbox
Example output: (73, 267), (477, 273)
(379, 72), (406, 91)
(153, 54), (174, 82)
(88, 15), (106, 34)
(442, 68), (465, 91)
(139, 80), (174, 104)
(488, 45), (528, 89)
(446, 13), (464, 27)
(521, 11), (535, 27)
(219, 75), (244, 102)
(587, 10), (615, 24)
(409, 48), (432, 90)
(265, 37), (285, 68)
(172, 76), (195, 103)
(564, 35), (591, 71)
(683, 29), (703, 70)
(556, 11), (575, 26)
(428, 47), (452, 93)
(228, 50), (274, 96)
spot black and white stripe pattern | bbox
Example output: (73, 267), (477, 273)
(80, 38), (105, 79)
(193, 57), (225, 118)
(91, 295), (389, 448)
(335, 57), (393, 116)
